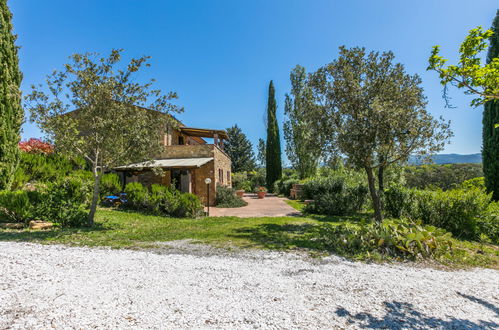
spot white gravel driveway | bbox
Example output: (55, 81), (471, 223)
(0, 241), (498, 329)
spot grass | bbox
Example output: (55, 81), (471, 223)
(0, 208), (497, 269)
(0, 208), (318, 249)
(284, 199), (305, 212)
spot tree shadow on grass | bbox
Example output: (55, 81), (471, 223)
(0, 222), (113, 243)
(305, 211), (373, 224)
(231, 223), (323, 250)
(335, 300), (498, 329)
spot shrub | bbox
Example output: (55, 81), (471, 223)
(175, 193), (204, 218)
(385, 185), (497, 241)
(215, 184), (247, 208)
(316, 219), (453, 260)
(302, 177), (367, 216)
(35, 177), (92, 227)
(123, 182), (203, 218)
(100, 173), (122, 198)
(124, 182), (149, 210)
(0, 190), (33, 223)
(68, 170), (94, 182)
(232, 172), (248, 190)
(0, 177), (91, 228)
(239, 181), (252, 192)
(248, 169), (266, 190)
(384, 186), (412, 218)
(149, 184), (181, 215)
(410, 188), (490, 240)
(457, 177), (486, 190)
(18, 138), (54, 154)
(274, 178), (300, 197)
(478, 202), (499, 244)
(12, 152), (87, 189)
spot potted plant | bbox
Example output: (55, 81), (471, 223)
(255, 186), (267, 199)
(236, 181), (252, 197)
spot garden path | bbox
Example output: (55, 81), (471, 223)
(209, 194), (300, 217)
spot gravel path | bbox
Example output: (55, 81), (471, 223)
(0, 241), (498, 329)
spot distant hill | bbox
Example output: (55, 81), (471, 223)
(409, 153), (482, 165)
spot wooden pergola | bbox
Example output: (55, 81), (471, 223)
(179, 127), (229, 146)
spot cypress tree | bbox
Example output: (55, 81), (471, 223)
(0, 0), (23, 190)
(482, 9), (499, 201)
(265, 80), (282, 190)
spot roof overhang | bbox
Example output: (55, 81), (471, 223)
(114, 157), (213, 170)
(179, 127), (229, 140)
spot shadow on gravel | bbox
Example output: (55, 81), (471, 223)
(0, 222), (112, 243)
(335, 301), (498, 329)
(231, 223), (321, 250)
(457, 292), (499, 317)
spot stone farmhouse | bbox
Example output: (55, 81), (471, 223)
(113, 112), (232, 206)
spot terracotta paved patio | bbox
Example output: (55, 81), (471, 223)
(209, 194), (301, 217)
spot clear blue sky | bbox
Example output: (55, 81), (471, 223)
(11, 0), (499, 160)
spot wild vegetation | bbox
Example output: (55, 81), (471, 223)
(403, 163), (483, 190)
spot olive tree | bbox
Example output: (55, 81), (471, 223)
(25, 49), (181, 226)
(310, 47), (452, 222)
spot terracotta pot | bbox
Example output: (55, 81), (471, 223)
(257, 191), (266, 199)
(235, 190), (245, 198)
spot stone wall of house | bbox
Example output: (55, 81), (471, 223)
(213, 146), (232, 188)
(160, 144), (215, 159)
(192, 162), (216, 206)
(162, 123), (205, 147)
(125, 145), (231, 206)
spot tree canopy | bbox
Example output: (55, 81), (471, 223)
(257, 138), (266, 168)
(225, 124), (256, 172)
(310, 46), (452, 222)
(428, 26), (499, 108)
(25, 49), (181, 225)
(284, 65), (322, 179)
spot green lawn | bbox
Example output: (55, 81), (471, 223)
(284, 199), (305, 212)
(0, 208), (497, 269)
(0, 208), (321, 249)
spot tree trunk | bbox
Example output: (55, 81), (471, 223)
(377, 164), (385, 212)
(378, 165), (384, 192)
(365, 166), (383, 223)
(88, 170), (102, 226)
